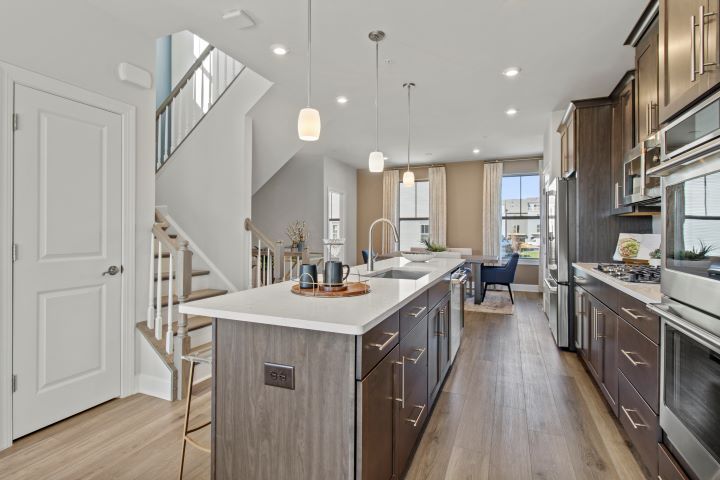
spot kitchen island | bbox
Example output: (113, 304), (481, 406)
(181, 256), (465, 480)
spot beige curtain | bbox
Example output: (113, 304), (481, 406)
(428, 166), (447, 246)
(482, 162), (503, 258)
(381, 170), (399, 253)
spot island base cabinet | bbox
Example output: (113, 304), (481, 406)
(357, 345), (400, 480)
(428, 294), (451, 407)
(395, 316), (429, 477)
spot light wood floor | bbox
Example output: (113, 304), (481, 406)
(0, 293), (644, 480)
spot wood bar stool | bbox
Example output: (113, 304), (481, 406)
(179, 347), (212, 480)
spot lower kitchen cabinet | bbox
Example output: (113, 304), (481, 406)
(619, 372), (659, 479)
(428, 293), (451, 407)
(658, 444), (690, 480)
(588, 296), (604, 383)
(601, 311), (618, 414)
(396, 316), (429, 476)
(356, 345), (400, 480)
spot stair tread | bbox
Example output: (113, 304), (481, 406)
(155, 269), (210, 281)
(189, 342), (212, 355)
(156, 288), (227, 307)
(175, 315), (212, 333)
(154, 251), (171, 258)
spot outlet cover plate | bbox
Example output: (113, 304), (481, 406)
(264, 362), (295, 390)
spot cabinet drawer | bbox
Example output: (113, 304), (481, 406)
(428, 278), (450, 310)
(399, 291), (428, 336)
(618, 319), (659, 413)
(574, 269), (618, 312)
(619, 372), (659, 479)
(395, 317), (428, 476)
(658, 444), (689, 480)
(356, 311), (400, 380)
(617, 292), (660, 344)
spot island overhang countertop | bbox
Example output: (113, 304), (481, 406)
(180, 256), (465, 335)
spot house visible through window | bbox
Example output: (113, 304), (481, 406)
(328, 191), (342, 240)
(501, 174), (540, 261)
(399, 180), (429, 250)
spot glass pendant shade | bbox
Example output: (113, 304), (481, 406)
(298, 107), (321, 141)
(403, 170), (415, 187)
(368, 151), (384, 172)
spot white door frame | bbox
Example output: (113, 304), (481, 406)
(0, 62), (136, 449)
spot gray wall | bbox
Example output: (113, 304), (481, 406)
(323, 157), (357, 265)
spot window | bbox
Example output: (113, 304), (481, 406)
(501, 174), (540, 261)
(328, 191), (342, 240)
(399, 180), (429, 251)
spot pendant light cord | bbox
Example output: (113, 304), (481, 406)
(375, 41), (379, 152)
(307, 0), (312, 107)
(406, 84), (412, 172)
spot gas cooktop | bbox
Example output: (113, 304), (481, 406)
(595, 263), (661, 284)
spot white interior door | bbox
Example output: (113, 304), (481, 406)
(12, 84), (123, 438)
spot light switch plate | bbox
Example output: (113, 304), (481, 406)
(264, 362), (295, 390)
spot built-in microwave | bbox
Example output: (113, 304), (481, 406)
(623, 136), (661, 205)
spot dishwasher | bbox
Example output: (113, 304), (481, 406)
(449, 268), (469, 363)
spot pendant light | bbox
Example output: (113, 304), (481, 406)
(402, 82), (416, 187)
(368, 31), (385, 172)
(298, 0), (321, 141)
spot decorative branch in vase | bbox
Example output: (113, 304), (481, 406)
(287, 220), (308, 251)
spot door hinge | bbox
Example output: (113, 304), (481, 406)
(12, 243), (17, 262)
(12, 375), (17, 393)
(12, 113), (18, 131)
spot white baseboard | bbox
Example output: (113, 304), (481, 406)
(136, 374), (172, 401)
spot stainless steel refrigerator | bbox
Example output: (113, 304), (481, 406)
(543, 177), (575, 349)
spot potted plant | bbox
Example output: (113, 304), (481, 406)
(649, 248), (661, 267)
(287, 220), (308, 251)
(670, 241), (715, 271)
(422, 239), (447, 252)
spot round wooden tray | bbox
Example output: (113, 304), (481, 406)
(291, 282), (370, 298)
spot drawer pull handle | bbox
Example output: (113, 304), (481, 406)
(621, 406), (648, 430)
(405, 348), (426, 364)
(621, 307), (647, 321)
(368, 331), (399, 351)
(393, 360), (405, 408)
(405, 404), (426, 427)
(408, 306), (427, 318)
(621, 349), (649, 367)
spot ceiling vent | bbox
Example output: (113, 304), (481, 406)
(222, 9), (256, 29)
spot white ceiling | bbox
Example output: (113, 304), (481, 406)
(91, 0), (647, 170)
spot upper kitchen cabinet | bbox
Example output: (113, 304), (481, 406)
(610, 72), (635, 214)
(659, 0), (720, 123)
(558, 104), (576, 178)
(636, 19), (660, 140)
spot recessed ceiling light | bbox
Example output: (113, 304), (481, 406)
(502, 67), (521, 77)
(383, 156), (389, 160)
(271, 45), (288, 56)
(506, 108), (518, 116)
(336, 95), (348, 104)
(473, 148), (480, 154)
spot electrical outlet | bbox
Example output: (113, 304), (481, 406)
(264, 362), (295, 390)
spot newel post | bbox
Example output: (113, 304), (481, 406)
(174, 239), (193, 399)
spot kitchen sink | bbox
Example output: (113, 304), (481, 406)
(364, 269), (431, 280)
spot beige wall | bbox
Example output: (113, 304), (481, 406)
(356, 158), (541, 286)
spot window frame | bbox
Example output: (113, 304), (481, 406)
(398, 179), (430, 250)
(501, 173), (541, 263)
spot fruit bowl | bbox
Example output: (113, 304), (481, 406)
(400, 251), (436, 263)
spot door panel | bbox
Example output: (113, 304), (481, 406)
(13, 84), (123, 438)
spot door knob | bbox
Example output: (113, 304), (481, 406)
(102, 265), (121, 276)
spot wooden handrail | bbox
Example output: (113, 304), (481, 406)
(156, 44), (215, 118)
(245, 218), (277, 249)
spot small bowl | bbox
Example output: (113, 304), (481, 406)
(400, 251), (436, 263)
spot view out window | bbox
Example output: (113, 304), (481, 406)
(399, 180), (429, 251)
(328, 191), (342, 240)
(501, 174), (540, 261)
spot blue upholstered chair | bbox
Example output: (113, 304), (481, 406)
(480, 253), (520, 304)
(361, 250), (377, 264)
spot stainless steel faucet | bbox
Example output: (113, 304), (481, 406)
(368, 218), (399, 271)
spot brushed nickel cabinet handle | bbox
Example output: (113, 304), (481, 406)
(692, 14), (698, 82)
(393, 360), (405, 408)
(647, 103), (651, 137)
(405, 404), (426, 427)
(621, 406), (648, 429)
(408, 306), (427, 318)
(595, 311), (605, 339)
(701, 5), (706, 76)
(621, 307), (647, 321)
(615, 182), (621, 209)
(405, 348), (426, 364)
(621, 349), (649, 367)
(368, 331), (399, 351)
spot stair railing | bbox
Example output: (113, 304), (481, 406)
(244, 218), (284, 287)
(156, 44), (247, 171)
(147, 210), (192, 360)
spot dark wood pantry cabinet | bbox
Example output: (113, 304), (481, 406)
(659, 0), (720, 122)
(610, 73), (636, 214)
(636, 19), (660, 141)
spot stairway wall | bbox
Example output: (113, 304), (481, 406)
(156, 68), (272, 290)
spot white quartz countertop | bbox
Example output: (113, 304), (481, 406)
(573, 263), (662, 304)
(180, 257), (465, 335)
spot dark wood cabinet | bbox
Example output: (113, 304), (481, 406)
(610, 74), (636, 214)
(588, 296), (605, 383)
(575, 287), (591, 361)
(438, 298), (450, 381)
(357, 345), (399, 480)
(658, 444), (690, 480)
(601, 311), (619, 414)
(428, 294), (451, 407)
(618, 372), (659, 479)
(395, 316), (429, 477)
(636, 19), (659, 141)
(659, 0), (720, 123)
(618, 318), (660, 413)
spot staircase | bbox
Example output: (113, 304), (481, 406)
(137, 209), (227, 400)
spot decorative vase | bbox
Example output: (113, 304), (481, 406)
(296, 241), (305, 252)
